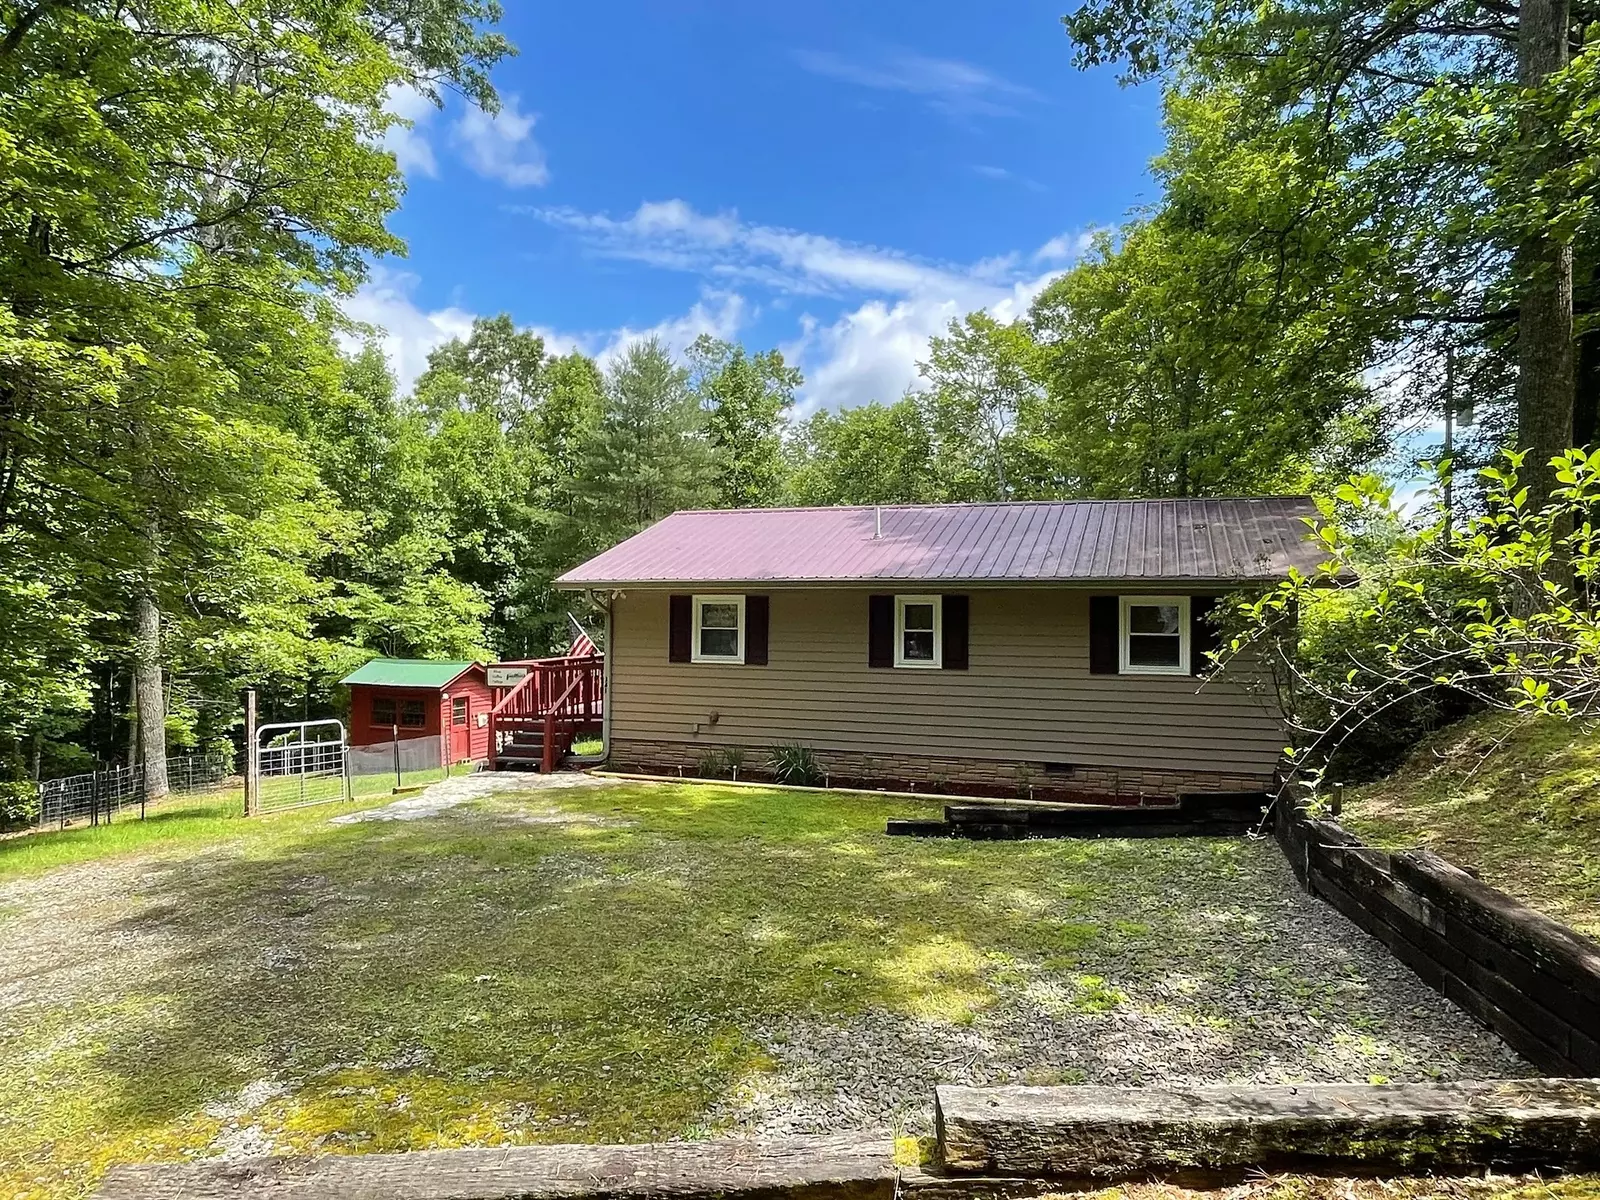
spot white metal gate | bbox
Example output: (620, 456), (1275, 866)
(250, 719), (349, 814)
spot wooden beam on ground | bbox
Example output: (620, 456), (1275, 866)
(935, 1080), (1600, 1179)
(98, 1135), (898, 1200)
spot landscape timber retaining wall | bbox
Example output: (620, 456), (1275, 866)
(1275, 801), (1600, 1075)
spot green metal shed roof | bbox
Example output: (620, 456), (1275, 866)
(339, 659), (480, 689)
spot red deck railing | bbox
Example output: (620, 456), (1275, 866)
(488, 655), (604, 772)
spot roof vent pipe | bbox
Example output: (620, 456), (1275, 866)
(874, 506), (882, 539)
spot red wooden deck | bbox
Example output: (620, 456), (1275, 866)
(487, 655), (604, 772)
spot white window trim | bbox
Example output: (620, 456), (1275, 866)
(1119, 595), (1190, 675)
(691, 594), (745, 664)
(894, 594), (942, 669)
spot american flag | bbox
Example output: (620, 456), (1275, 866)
(567, 614), (599, 658)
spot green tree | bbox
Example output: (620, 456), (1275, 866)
(1062, 0), (1600, 508)
(784, 397), (937, 506)
(688, 335), (802, 507)
(0, 0), (510, 788)
(572, 338), (716, 547)
(919, 312), (1044, 501)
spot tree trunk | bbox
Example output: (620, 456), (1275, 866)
(133, 580), (168, 801)
(1574, 252), (1598, 449)
(1515, 0), (1576, 507)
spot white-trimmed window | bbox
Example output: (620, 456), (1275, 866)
(1119, 595), (1190, 675)
(895, 595), (942, 668)
(692, 594), (745, 663)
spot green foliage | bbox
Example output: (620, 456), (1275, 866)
(573, 338), (717, 547)
(0, 781), (36, 828)
(919, 312), (1046, 501)
(0, 0), (510, 776)
(1059, 0), (1600, 495)
(768, 743), (822, 787)
(689, 335), (800, 507)
(784, 396), (937, 506)
(1230, 448), (1600, 786)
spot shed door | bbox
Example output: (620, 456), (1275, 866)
(449, 696), (471, 762)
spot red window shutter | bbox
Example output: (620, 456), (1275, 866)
(745, 595), (769, 665)
(868, 595), (893, 668)
(668, 595), (692, 662)
(942, 594), (969, 670)
(1191, 595), (1221, 676)
(1088, 595), (1119, 674)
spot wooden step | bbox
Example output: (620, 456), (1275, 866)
(935, 1080), (1600, 1179)
(99, 1135), (898, 1200)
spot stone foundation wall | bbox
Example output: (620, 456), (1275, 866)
(607, 738), (1273, 800)
(1275, 801), (1600, 1076)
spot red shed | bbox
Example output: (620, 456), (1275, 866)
(340, 659), (494, 764)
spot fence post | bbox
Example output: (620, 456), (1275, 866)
(243, 689), (258, 817)
(392, 722), (400, 791)
(89, 770), (99, 828)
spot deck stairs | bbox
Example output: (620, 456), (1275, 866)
(487, 655), (604, 773)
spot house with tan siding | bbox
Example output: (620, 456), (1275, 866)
(555, 498), (1322, 801)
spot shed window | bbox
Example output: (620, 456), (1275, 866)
(372, 696), (397, 726)
(1119, 596), (1190, 675)
(400, 698), (427, 728)
(895, 595), (942, 668)
(452, 697), (468, 726)
(692, 595), (745, 663)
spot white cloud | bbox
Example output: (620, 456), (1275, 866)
(594, 291), (749, 367)
(784, 274), (1059, 414)
(793, 49), (1040, 119)
(524, 198), (1079, 413)
(353, 198), (1086, 419)
(451, 94), (550, 188)
(1034, 230), (1098, 264)
(527, 200), (978, 299)
(340, 267), (746, 395)
(381, 84), (440, 179)
(341, 267), (477, 393)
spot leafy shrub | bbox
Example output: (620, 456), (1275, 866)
(769, 743), (823, 787)
(1229, 453), (1600, 788)
(0, 781), (39, 828)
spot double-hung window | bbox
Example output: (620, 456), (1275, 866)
(894, 595), (942, 668)
(1119, 595), (1190, 675)
(692, 595), (745, 664)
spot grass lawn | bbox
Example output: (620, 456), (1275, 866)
(0, 776), (1528, 1199)
(1341, 711), (1600, 938)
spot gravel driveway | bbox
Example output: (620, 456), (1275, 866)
(0, 773), (1530, 1196)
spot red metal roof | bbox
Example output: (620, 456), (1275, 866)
(556, 498), (1325, 587)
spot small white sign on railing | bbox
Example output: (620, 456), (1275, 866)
(488, 666), (529, 688)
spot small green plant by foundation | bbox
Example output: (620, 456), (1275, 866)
(721, 748), (746, 780)
(694, 750), (727, 779)
(769, 744), (823, 788)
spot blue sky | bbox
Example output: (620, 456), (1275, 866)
(349, 1), (1165, 413)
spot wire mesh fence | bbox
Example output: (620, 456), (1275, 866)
(37, 751), (234, 829)
(346, 736), (443, 789)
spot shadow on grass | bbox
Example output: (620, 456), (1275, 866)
(0, 782), (1529, 1194)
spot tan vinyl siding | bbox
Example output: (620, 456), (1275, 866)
(609, 588), (1284, 776)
